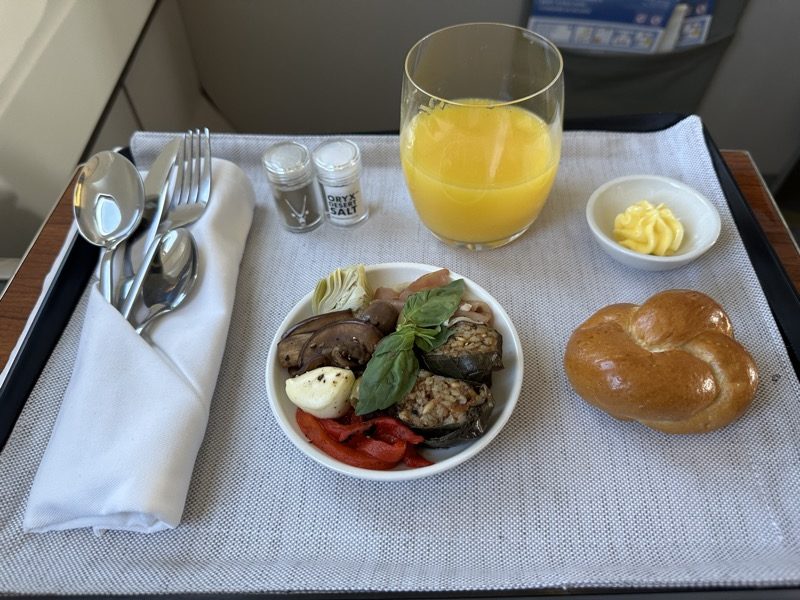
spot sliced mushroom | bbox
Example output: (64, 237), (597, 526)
(356, 300), (399, 335)
(296, 320), (384, 375)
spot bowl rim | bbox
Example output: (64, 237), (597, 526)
(264, 262), (524, 482)
(585, 174), (721, 264)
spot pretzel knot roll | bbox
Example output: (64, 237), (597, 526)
(564, 290), (759, 434)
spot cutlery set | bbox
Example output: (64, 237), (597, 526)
(73, 128), (211, 337)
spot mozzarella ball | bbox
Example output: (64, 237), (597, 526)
(285, 367), (356, 419)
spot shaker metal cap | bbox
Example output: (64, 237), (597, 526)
(262, 141), (313, 186)
(312, 138), (361, 183)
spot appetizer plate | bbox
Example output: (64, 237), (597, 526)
(586, 174), (721, 271)
(265, 262), (523, 481)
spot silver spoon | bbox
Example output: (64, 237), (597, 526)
(134, 228), (198, 336)
(118, 138), (182, 308)
(73, 151), (144, 305)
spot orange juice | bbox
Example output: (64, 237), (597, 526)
(400, 100), (559, 245)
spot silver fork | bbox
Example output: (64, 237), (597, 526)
(162, 127), (212, 231)
(120, 128), (212, 322)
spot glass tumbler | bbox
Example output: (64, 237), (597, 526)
(400, 23), (564, 250)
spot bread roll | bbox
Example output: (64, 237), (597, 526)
(563, 290), (758, 434)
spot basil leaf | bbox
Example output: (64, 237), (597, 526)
(372, 326), (415, 357)
(356, 329), (418, 415)
(356, 278), (466, 415)
(398, 279), (465, 328)
(410, 323), (439, 342)
(414, 324), (455, 353)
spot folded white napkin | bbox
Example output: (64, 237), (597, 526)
(23, 158), (255, 534)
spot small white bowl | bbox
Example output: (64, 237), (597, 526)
(586, 175), (721, 271)
(265, 263), (523, 481)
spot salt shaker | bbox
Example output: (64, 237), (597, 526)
(312, 138), (369, 226)
(262, 142), (324, 232)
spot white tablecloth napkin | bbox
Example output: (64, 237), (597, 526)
(23, 158), (255, 534)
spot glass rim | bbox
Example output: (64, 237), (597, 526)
(403, 22), (564, 108)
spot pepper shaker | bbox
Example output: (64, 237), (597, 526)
(312, 139), (369, 226)
(262, 142), (324, 232)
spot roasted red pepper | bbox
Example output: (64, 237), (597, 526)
(296, 410), (396, 470)
(318, 418), (372, 442)
(402, 444), (434, 468)
(319, 419), (372, 442)
(347, 433), (407, 463)
(371, 416), (425, 445)
(297, 410), (432, 471)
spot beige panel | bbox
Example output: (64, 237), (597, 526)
(88, 88), (140, 156)
(699, 0), (800, 184)
(178, 0), (529, 134)
(125, 0), (200, 132)
(0, 0), (154, 257)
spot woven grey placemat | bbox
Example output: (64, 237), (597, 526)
(1, 117), (798, 594)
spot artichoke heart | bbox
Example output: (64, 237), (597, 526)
(421, 321), (503, 384)
(312, 264), (371, 315)
(395, 370), (494, 448)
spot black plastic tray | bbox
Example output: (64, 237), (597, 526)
(1, 115), (798, 599)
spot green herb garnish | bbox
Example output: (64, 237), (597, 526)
(356, 279), (465, 415)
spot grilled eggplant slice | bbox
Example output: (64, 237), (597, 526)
(421, 321), (503, 384)
(282, 309), (354, 338)
(395, 370), (494, 448)
(278, 310), (355, 368)
(277, 332), (312, 368)
(279, 304), (398, 370)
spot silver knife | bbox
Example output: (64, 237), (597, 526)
(140, 138), (181, 253)
(117, 138), (181, 308)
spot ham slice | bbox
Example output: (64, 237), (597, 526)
(398, 269), (450, 301)
(372, 268), (475, 317)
